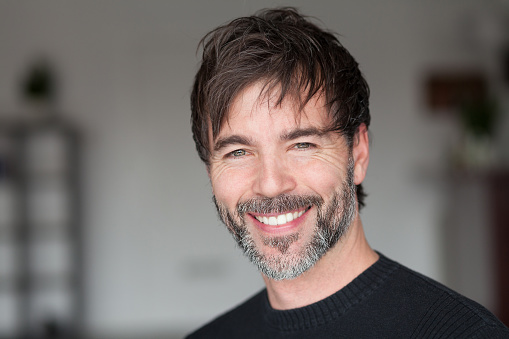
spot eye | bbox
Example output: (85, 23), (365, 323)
(229, 149), (247, 157)
(294, 142), (312, 149)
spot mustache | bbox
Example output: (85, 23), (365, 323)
(236, 194), (323, 215)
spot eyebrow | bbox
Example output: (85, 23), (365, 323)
(280, 127), (330, 141)
(213, 135), (253, 153)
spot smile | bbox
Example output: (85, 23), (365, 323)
(251, 207), (310, 226)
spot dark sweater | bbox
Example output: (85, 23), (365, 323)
(186, 254), (509, 338)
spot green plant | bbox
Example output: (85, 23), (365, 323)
(460, 99), (499, 138)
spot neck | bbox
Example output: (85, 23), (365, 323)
(262, 215), (378, 310)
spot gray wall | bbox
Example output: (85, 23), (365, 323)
(0, 0), (507, 337)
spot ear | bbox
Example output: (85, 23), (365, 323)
(352, 123), (369, 185)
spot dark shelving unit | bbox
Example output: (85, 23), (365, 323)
(0, 115), (83, 339)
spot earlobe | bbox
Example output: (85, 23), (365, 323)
(352, 124), (369, 185)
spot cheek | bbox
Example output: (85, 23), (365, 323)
(293, 156), (348, 194)
(211, 166), (256, 206)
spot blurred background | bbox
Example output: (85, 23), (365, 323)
(0, 0), (508, 338)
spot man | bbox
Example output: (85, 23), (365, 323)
(186, 8), (509, 338)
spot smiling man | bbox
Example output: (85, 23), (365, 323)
(186, 8), (509, 338)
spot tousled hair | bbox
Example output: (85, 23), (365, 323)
(191, 7), (370, 209)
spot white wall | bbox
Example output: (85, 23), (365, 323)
(0, 0), (506, 337)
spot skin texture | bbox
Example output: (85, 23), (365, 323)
(209, 83), (378, 310)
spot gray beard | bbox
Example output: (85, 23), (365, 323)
(213, 158), (357, 281)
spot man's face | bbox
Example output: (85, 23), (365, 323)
(208, 83), (358, 280)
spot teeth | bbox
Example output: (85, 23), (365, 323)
(277, 215), (286, 224)
(254, 209), (306, 226)
(286, 213), (294, 222)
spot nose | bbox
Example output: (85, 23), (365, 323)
(252, 155), (297, 198)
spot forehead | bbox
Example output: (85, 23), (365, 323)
(215, 83), (331, 139)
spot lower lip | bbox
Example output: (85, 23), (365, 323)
(248, 208), (310, 235)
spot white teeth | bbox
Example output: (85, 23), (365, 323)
(277, 214), (286, 225)
(286, 213), (293, 222)
(254, 209), (307, 226)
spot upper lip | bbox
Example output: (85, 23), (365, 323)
(248, 206), (310, 217)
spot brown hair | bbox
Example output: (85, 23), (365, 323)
(191, 7), (370, 209)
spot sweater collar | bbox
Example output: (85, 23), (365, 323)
(262, 253), (399, 332)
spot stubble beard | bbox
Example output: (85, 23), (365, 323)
(213, 158), (357, 281)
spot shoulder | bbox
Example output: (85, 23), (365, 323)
(380, 255), (509, 338)
(185, 289), (267, 339)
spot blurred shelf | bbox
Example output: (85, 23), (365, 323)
(0, 114), (83, 337)
(0, 273), (77, 292)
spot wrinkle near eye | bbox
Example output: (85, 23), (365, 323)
(290, 142), (350, 171)
(209, 161), (230, 183)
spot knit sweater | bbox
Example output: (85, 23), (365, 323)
(186, 254), (509, 338)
